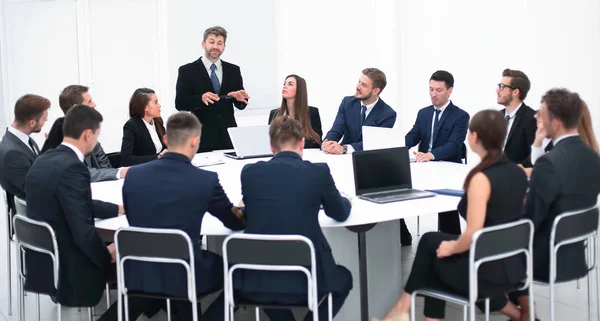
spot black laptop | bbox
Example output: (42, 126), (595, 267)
(352, 147), (435, 203)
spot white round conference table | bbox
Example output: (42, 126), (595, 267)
(92, 149), (472, 321)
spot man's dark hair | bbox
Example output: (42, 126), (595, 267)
(541, 88), (583, 130)
(269, 116), (304, 152)
(63, 105), (103, 139)
(203, 26), (228, 42)
(59, 85), (89, 114)
(166, 112), (202, 147)
(502, 68), (531, 101)
(430, 70), (454, 89)
(14, 94), (51, 125)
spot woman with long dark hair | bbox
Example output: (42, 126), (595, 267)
(374, 110), (528, 321)
(120, 88), (167, 166)
(268, 74), (322, 148)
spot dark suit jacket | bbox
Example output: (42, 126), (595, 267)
(405, 102), (470, 163)
(42, 117), (118, 182)
(268, 106), (323, 149)
(120, 117), (166, 166)
(526, 136), (600, 281)
(24, 145), (118, 306)
(0, 129), (37, 200)
(502, 103), (537, 166)
(236, 151), (352, 296)
(123, 152), (245, 297)
(324, 96), (396, 151)
(175, 57), (246, 152)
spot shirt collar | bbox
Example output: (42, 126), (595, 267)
(201, 56), (222, 71)
(61, 142), (84, 162)
(505, 102), (523, 118)
(361, 97), (379, 111)
(553, 133), (579, 146)
(7, 125), (30, 147)
(434, 100), (451, 112)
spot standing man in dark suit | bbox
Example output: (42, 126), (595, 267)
(497, 68), (537, 166)
(323, 68), (397, 154)
(238, 116), (353, 321)
(41, 85), (128, 181)
(24, 105), (130, 319)
(175, 26), (250, 152)
(402, 70), (470, 243)
(504, 88), (600, 320)
(0, 94), (49, 210)
(122, 112), (246, 320)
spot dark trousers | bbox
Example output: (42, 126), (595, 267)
(399, 211), (461, 240)
(404, 232), (510, 319)
(172, 292), (226, 321)
(248, 265), (352, 321)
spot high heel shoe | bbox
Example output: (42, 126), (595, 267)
(371, 313), (409, 321)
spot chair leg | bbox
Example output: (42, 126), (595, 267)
(166, 299), (171, 321)
(191, 298), (198, 321)
(36, 293), (41, 321)
(587, 273), (591, 321)
(17, 275), (23, 321)
(88, 307), (93, 321)
(328, 293), (333, 321)
(254, 307), (260, 321)
(416, 217), (420, 236)
(462, 305), (467, 321)
(105, 283), (111, 308)
(410, 293), (416, 321)
(550, 279), (555, 321)
(469, 302), (476, 321)
(21, 277), (25, 321)
(6, 219), (12, 316)
(485, 299), (490, 321)
(58, 303), (62, 321)
(124, 295), (130, 321)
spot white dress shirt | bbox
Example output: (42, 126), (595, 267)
(61, 142), (84, 162)
(346, 98), (379, 154)
(143, 119), (163, 154)
(201, 56), (223, 84)
(503, 103), (522, 148)
(428, 100), (451, 154)
(7, 125), (35, 154)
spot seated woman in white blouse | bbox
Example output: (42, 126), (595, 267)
(120, 88), (167, 166)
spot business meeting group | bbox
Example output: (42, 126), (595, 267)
(0, 25), (599, 321)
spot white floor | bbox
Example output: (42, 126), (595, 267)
(1, 207), (598, 321)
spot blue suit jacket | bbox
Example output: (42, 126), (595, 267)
(236, 151), (352, 296)
(325, 96), (397, 151)
(122, 152), (245, 297)
(405, 102), (470, 163)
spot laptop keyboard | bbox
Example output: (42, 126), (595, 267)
(366, 189), (433, 202)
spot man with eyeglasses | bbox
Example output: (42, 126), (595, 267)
(496, 68), (537, 166)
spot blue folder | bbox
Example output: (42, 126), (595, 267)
(426, 189), (464, 197)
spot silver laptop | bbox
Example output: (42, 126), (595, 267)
(352, 147), (435, 203)
(224, 125), (273, 159)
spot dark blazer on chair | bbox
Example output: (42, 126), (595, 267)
(268, 106), (323, 149)
(42, 117), (118, 182)
(236, 151), (352, 296)
(324, 96), (396, 152)
(405, 102), (470, 163)
(24, 145), (118, 306)
(526, 136), (600, 281)
(501, 103), (537, 166)
(120, 117), (166, 166)
(175, 57), (246, 152)
(0, 129), (38, 200)
(122, 152), (245, 298)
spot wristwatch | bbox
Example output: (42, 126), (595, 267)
(342, 145), (348, 154)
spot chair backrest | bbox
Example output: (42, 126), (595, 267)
(469, 219), (534, 302)
(552, 205), (599, 248)
(222, 234), (318, 311)
(106, 152), (121, 168)
(461, 143), (468, 164)
(12, 214), (60, 288)
(114, 226), (196, 301)
(14, 196), (26, 216)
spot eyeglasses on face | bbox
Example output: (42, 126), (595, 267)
(497, 83), (515, 90)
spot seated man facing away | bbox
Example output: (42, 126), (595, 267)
(42, 85), (128, 181)
(122, 111), (246, 320)
(24, 105), (134, 321)
(322, 68), (396, 154)
(237, 116), (353, 321)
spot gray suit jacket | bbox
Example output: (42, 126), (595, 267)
(0, 130), (37, 199)
(86, 143), (118, 182)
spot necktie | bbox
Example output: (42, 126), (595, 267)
(28, 137), (39, 156)
(505, 115), (511, 123)
(210, 63), (220, 93)
(360, 105), (367, 127)
(432, 109), (441, 141)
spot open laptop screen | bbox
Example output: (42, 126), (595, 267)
(352, 147), (412, 195)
